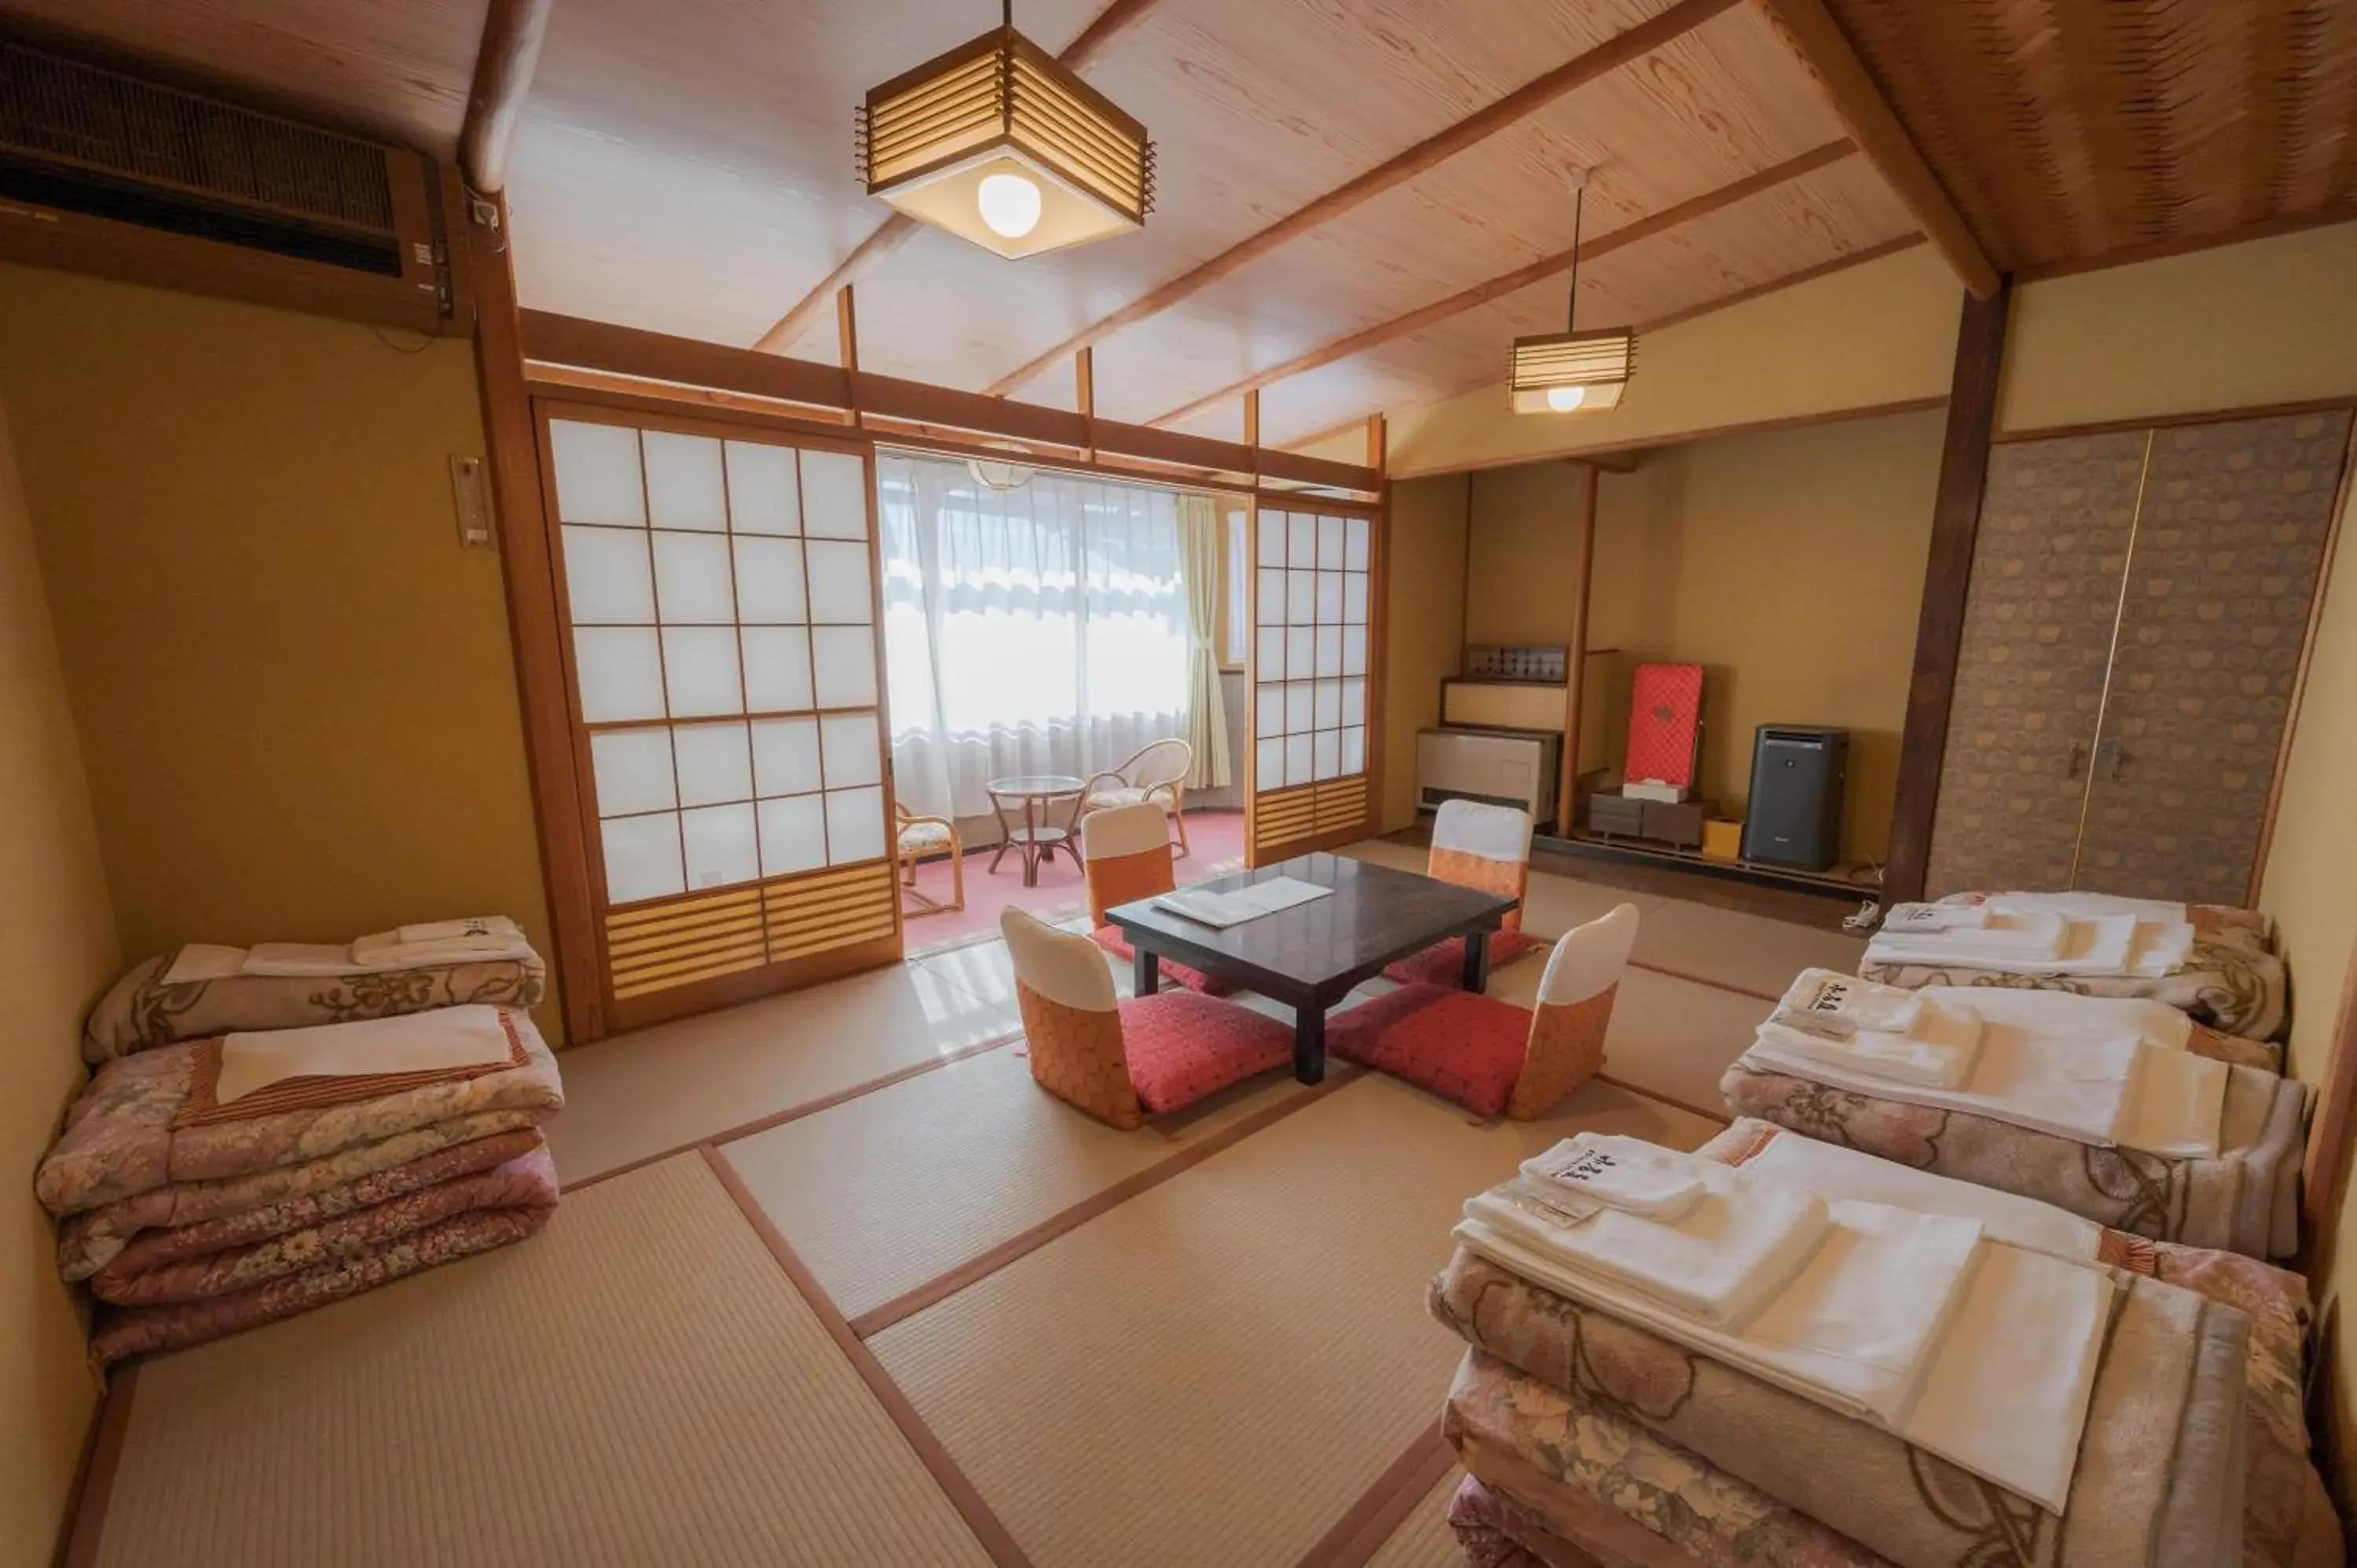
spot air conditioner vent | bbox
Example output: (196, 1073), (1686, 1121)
(0, 41), (395, 235)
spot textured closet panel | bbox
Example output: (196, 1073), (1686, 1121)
(1924, 432), (2148, 896)
(2074, 410), (2354, 902)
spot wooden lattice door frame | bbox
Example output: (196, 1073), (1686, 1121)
(528, 395), (904, 1035)
(1243, 495), (1387, 865)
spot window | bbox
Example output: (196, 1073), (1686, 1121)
(548, 418), (887, 906)
(1221, 504), (1248, 669)
(1253, 508), (1369, 789)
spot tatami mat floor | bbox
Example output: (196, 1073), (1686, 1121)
(68, 841), (1836, 1568)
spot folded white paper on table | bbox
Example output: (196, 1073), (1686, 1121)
(1152, 877), (1332, 929)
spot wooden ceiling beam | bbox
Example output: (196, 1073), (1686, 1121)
(459, 0), (554, 194)
(1748, 0), (2000, 299)
(982, 0), (1743, 396)
(517, 310), (1379, 494)
(1252, 229), (1919, 455)
(1146, 139), (1857, 429)
(749, 0), (1168, 357)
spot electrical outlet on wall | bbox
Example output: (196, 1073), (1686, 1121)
(449, 454), (496, 549)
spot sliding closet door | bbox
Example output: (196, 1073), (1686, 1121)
(1923, 432), (2149, 897)
(2073, 409), (2354, 902)
(537, 402), (900, 1031)
(1246, 503), (1380, 865)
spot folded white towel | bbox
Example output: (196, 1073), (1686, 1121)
(1901, 1243), (2112, 1513)
(1464, 1162), (1830, 1328)
(241, 942), (372, 977)
(1914, 986), (2191, 1053)
(1762, 971), (1985, 1090)
(1519, 1134), (1707, 1221)
(1880, 901), (1992, 934)
(2124, 918), (2195, 978)
(161, 943), (250, 985)
(215, 1006), (515, 1104)
(1772, 968), (1925, 1036)
(387, 916), (526, 947)
(1735, 1125), (2104, 1262)
(1748, 1024), (2140, 1146)
(2112, 1048), (2229, 1158)
(1980, 891), (2189, 926)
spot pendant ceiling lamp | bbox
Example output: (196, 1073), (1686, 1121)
(858, 0), (1155, 260)
(1510, 170), (1634, 414)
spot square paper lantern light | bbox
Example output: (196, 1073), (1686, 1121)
(859, 27), (1154, 260)
(1508, 327), (1635, 414)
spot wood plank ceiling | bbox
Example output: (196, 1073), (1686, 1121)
(9, 0), (2356, 449)
(1818, 0), (2357, 275)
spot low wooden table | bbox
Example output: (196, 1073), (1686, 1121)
(984, 774), (1086, 887)
(1106, 852), (1517, 1085)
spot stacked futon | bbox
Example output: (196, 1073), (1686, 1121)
(39, 918), (563, 1365)
(1721, 966), (2308, 1258)
(1857, 890), (2286, 1044)
(1430, 1131), (2258, 1568)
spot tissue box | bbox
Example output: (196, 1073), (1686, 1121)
(1622, 780), (1688, 804)
(1702, 819), (1743, 861)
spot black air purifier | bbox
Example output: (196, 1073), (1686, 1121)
(1741, 727), (1848, 871)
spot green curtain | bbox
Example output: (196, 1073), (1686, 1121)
(1175, 493), (1232, 789)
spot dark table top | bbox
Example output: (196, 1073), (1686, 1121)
(1106, 852), (1516, 999)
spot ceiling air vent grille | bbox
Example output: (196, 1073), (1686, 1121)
(0, 39), (401, 271)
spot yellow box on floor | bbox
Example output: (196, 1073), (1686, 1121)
(1702, 819), (1743, 861)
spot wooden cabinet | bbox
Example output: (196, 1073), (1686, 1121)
(1926, 409), (2352, 904)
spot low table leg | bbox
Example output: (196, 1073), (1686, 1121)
(1462, 930), (1492, 994)
(1293, 1007), (1325, 1085)
(1133, 943), (1160, 996)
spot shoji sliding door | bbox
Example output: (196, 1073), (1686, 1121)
(1246, 502), (1380, 864)
(537, 403), (900, 1030)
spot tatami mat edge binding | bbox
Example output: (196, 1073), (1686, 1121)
(1295, 1420), (1458, 1568)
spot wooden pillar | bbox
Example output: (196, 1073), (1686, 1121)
(1076, 346), (1096, 460)
(1556, 462), (1598, 837)
(1882, 280), (2013, 904)
(468, 199), (607, 1042)
(836, 284), (860, 426)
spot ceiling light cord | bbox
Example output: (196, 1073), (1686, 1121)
(1565, 179), (1586, 334)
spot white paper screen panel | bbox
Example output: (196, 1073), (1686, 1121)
(1253, 508), (1369, 793)
(547, 417), (889, 908)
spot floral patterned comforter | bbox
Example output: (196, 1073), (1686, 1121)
(38, 1009), (563, 1286)
(83, 947), (547, 1064)
(87, 1138), (557, 1365)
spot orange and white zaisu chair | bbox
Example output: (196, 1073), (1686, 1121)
(1001, 907), (1292, 1130)
(1080, 802), (1232, 995)
(1383, 799), (1542, 987)
(1331, 903), (1640, 1119)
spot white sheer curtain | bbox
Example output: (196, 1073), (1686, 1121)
(880, 453), (1193, 819)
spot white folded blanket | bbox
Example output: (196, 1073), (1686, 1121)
(215, 1005), (516, 1104)
(1734, 1123), (2105, 1261)
(1915, 985), (2192, 1053)
(1464, 1163), (1828, 1328)
(1747, 1024), (2225, 1157)
(1519, 1133), (1706, 1220)
(1460, 1200), (2110, 1514)
(1763, 970), (1984, 1089)
(1877, 904), (2068, 959)
(1975, 890), (2189, 925)
(1868, 910), (2191, 979)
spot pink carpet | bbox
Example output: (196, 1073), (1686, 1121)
(900, 809), (1248, 953)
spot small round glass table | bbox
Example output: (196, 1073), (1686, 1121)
(984, 774), (1087, 887)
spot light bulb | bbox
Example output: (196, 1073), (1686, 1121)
(977, 173), (1043, 240)
(1545, 384), (1589, 412)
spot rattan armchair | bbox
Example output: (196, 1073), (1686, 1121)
(894, 800), (964, 914)
(1076, 738), (1194, 855)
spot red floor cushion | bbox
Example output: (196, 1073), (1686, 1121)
(1327, 984), (1532, 1117)
(1380, 929), (1541, 990)
(1089, 925), (1236, 996)
(1116, 991), (1293, 1114)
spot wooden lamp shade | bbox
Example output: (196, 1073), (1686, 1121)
(858, 26), (1154, 260)
(1508, 328), (1634, 414)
